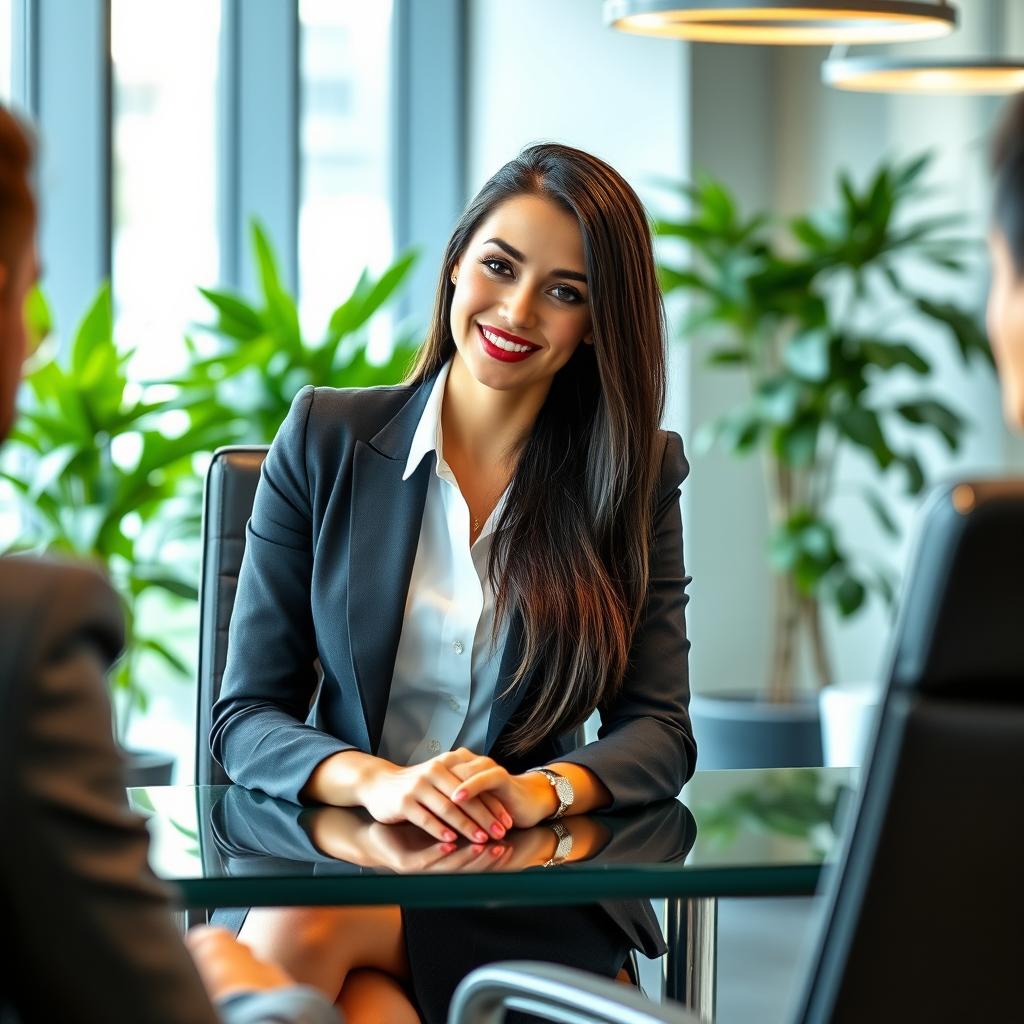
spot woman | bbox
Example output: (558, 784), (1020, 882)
(212, 142), (696, 1022)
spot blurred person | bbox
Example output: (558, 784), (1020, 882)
(214, 142), (695, 1023)
(988, 91), (1024, 429)
(0, 103), (337, 1024)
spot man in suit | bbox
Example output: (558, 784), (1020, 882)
(0, 108), (338, 1021)
(988, 93), (1024, 430)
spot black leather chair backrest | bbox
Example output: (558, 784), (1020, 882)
(793, 479), (1024, 1023)
(195, 446), (269, 786)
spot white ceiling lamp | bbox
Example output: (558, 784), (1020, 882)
(604, 0), (958, 46)
(823, 54), (1024, 94)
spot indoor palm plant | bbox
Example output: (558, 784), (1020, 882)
(655, 154), (992, 763)
(173, 221), (420, 444)
(0, 284), (224, 769)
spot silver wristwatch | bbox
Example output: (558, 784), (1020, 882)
(544, 821), (573, 867)
(530, 767), (574, 819)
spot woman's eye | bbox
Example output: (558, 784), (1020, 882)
(552, 284), (583, 304)
(481, 257), (513, 276)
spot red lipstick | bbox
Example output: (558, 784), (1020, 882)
(476, 323), (540, 364)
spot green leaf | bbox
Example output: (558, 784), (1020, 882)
(71, 283), (114, 377)
(198, 287), (265, 340)
(706, 347), (750, 366)
(834, 572), (867, 617)
(914, 298), (993, 367)
(658, 266), (710, 294)
(894, 451), (926, 495)
(136, 636), (191, 677)
(133, 573), (199, 601)
(860, 486), (900, 538)
(776, 418), (819, 467)
(895, 399), (964, 449)
(24, 285), (52, 354)
(250, 220), (302, 351)
(858, 340), (929, 374)
(837, 407), (893, 469)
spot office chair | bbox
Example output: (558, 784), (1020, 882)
(449, 478), (1024, 1024)
(195, 446), (269, 786)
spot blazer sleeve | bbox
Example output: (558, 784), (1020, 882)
(553, 431), (697, 809)
(0, 559), (338, 1024)
(210, 387), (358, 803)
(0, 561), (222, 1023)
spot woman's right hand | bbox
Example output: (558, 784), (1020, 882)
(360, 748), (514, 844)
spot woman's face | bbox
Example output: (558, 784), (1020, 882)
(986, 227), (1024, 430)
(449, 193), (593, 397)
(0, 242), (36, 443)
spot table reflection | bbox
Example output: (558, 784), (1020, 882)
(208, 786), (697, 878)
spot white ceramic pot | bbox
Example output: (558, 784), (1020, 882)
(818, 682), (882, 767)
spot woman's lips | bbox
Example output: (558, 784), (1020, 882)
(476, 323), (540, 363)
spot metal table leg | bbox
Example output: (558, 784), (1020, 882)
(666, 896), (718, 1022)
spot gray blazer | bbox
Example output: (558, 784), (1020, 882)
(211, 377), (696, 954)
(0, 556), (335, 1024)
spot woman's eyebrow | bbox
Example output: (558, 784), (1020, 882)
(483, 237), (588, 284)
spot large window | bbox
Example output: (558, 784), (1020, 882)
(0, 0), (11, 103)
(110, 0), (221, 378)
(298, 0), (394, 339)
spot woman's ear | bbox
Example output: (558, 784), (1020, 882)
(450, 259), (461, 286)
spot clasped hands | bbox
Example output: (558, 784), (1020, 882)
(359, 746), (555, 845)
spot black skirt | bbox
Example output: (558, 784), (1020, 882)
(401, 904), (632, 1024)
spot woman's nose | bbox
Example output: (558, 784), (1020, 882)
(501, 284), (537, 330)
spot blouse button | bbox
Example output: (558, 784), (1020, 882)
(452, 640), (464, 655)
(447, 695), (460, 712)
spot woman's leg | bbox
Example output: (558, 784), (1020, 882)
(336, 968), (421, 1024)
(238, 905), (409, 1004)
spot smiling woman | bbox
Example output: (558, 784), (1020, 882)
(211, 142), (695, 1023)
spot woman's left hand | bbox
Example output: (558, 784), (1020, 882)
(448, 757), (556, 828)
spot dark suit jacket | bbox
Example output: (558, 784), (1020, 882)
(211, 377), (696, 953)
(0, 556), (335, 1024)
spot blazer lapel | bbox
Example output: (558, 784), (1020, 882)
(347, 380), (434, 753)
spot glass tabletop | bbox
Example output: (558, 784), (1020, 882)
(131, 766), (857, 909)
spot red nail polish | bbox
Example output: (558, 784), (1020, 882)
(491, 823), (505, 838)
(443, 830), (457, 842)
(475, 830), (488, 843)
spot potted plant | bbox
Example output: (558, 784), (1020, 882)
(0, 284), (224, 783)
(173, 221), (420, 444)
(655, 153), (992, 768)
(1, 228), (419, 783)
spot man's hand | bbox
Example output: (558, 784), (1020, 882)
(185, 926), (294, 1003)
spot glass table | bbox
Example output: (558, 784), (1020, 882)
(132, 766), (857, 1023)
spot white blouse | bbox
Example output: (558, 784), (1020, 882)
(377, 361), (510, 766)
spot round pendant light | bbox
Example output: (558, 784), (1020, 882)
(604, 1), (958, 46)
(823, 56), (1024, 94)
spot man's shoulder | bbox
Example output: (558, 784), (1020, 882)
(0, 555), (124, 662)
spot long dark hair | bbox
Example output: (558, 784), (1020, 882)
(408, 143), (666, 753)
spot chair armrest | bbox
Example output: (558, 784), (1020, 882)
(447, 961), (700, 1024)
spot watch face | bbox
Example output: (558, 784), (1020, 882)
(554, 777), (573, 804)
